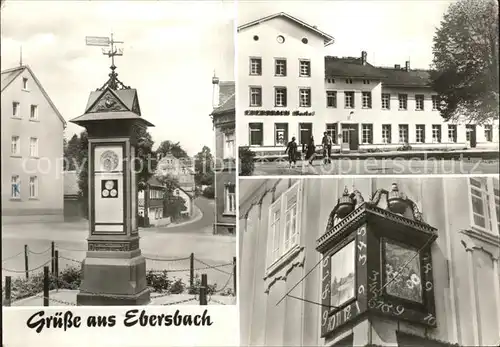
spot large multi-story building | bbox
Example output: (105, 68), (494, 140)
(237, 13), (499, 157)
(211, 76), (236, 235)
(239, 176), (500, 347)
(1, 65), (66, 223)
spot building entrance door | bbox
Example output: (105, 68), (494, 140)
(299, 123), (313, 145)
(341, 124), (359, 150)
(466, 125), (477, 148)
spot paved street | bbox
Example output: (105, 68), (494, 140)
(1, 197), (236, 295)
(251, 158), (499, 175)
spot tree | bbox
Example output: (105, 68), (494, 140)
(239, 146), (255, 176)
(156, 140), (188, 159)
(194, 146), (214, 186)
(77, 131), (89, 219)
(134, 126), (155, 191)
(63, 134), (81, 171)
(155, 172), (187, 221)
(431, 0), (499, 123)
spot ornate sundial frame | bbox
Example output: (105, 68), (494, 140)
(317, 185), (438, 339)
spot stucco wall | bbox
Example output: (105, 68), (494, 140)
(239, 177), (500, 346)
(238, 17), (327, 147)
(1, 68), (64, 220)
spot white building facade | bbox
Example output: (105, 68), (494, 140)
(1, 65), (66, 223)
(237, 13), (499, 157)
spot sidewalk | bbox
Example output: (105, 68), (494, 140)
(254, 148), (499, 161)
(8, 289), (236, 306)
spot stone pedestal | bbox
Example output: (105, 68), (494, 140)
(76, 248), (150, 306)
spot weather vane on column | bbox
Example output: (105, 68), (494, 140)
(85, 33), (130, 90)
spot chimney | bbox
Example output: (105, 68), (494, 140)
(212, 72), (220, 109)
(405, 61), (410, 72)
(395, 64), (401, 70)
(361, 51), (367, 66)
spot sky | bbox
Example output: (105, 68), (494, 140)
(238, 0), (456, 69)
(1, 0), (235, 156)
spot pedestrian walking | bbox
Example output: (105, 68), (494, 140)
(305, 136), (316, 165)
(284, 137), (298, 168)
(322, 132), (333, 164)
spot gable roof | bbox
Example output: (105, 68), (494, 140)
(1, 65), (67, 127)
(71, 86), (153, 126)
(212, 81), (235, 116)
(84, 88), (138, 113)
(238, 12), (334, 46)
(325, 56), (432, 88)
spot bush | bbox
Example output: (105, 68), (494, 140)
(188, 274), (217, 295)
(3, 266), (82, 303)
(169, 278), (186, 294)
(146, 270), (171, 292)
(3, 266), (234, 305)
(397, 143), (413, 151)
(239, 146), (255, 176)
(202, 186), (215, 199)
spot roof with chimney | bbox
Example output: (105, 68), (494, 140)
(238, 12), (334, 46)
(325, 56), (432, 88)
(1, 65), (67, 127)
(212, 81), (235, 116)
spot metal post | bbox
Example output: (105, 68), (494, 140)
(24, 245), (29, 279)
(51, 241), (55, 274)
(200, 273), (207, 305)
(190, 252), (194, 290)
(233, 256), (237, 296)
(5, 276), (11, 307)
(43, 266), (49, 307)
(54, 250), (59, 288)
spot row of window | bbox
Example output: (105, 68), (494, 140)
(266, 178), (499, 269)
(249, 86), (312, 107)
(11, 136), (39, 157)
(248, 87), (439, 110)
(327, 91), (438, 111)
(248, 122), (494, 146)
(149, 189), (163, 200)
(326, 78), (371, 85)
(11, 175), (38, 199)
(12, 102), (39, 120)
(250, 57), (311, 77)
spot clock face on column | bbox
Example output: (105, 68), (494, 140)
(100, 150), (119, 172)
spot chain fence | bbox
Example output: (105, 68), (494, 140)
(2, 242), (236, 307)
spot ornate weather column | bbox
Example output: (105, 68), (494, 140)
(71, 34), (154, 305)
(316, 184), (439, 345)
